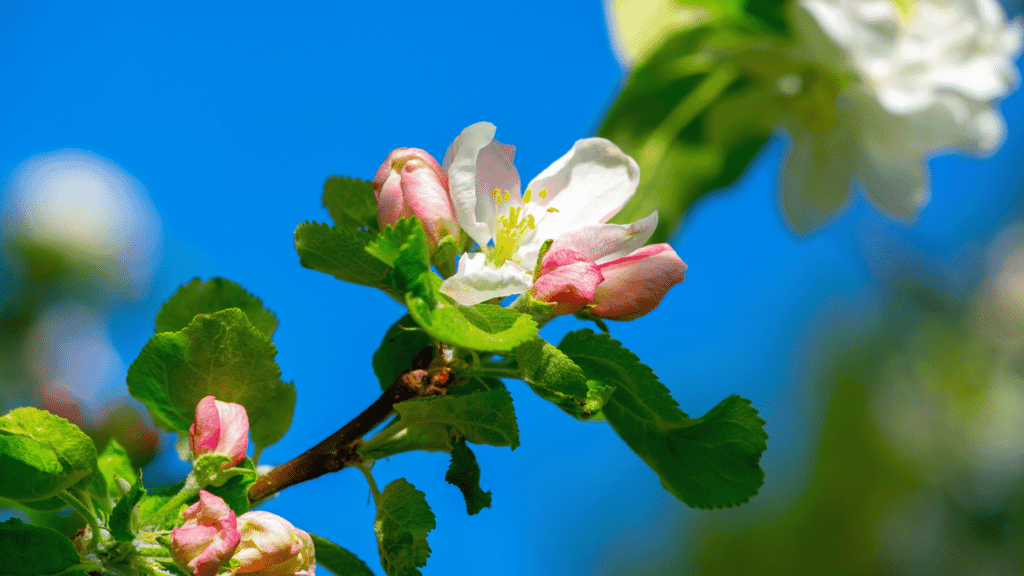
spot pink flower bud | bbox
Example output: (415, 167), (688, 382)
(171, 490), (241, 576)
(235, 511), (316, 576)
(189, 396), (249, 467)
(591, 244), (687, 321)
(531, 248), (604, 315)
(373, 147), (461, 250)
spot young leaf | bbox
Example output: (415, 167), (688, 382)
(323, 176), (379, 232)
(559, 329), (768, 508)
(155, 277), (279, 338)
(431, 235), (459, 278)
(206, 458), (258, 515)
(375, 479), (436, 576)
(366, 218), (434, 301)
(308, 533), (376, 576)
(294, 221), (390, 287)
(97, 439), (137, 502)
(0, 518), (90, 576)
(393, 389), (520, 449)
(110, 476), (145, 542)
(126, 308), (295, 453)
(136, 479), (186, 531)
(373, 315), (434, 391)
(445, 437), (492, 515)
(0, 407), (98, 505)
(516, 338), (590, 409)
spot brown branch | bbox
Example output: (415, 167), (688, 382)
(247, 362), (451, 504)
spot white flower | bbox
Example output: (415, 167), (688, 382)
(438, 122), (659, 306)
(781, 0), (1022, 233)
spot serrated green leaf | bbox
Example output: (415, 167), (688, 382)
(407, 299), (538, 353)
(110, 476), (145, 542)
(126, 308), (295, 454)
(0, 407), (98, 505)
(0, 518), (90, 576)
(97, 439), (136, 502)
(559, 330), (767, 508)
(517, 337), (616, 419)
(323, 176), (380, 232)
(155, 277), (279, 339)
(206, 458), (258, 515)
(373, 315), (434, 391)
(366, 218), (434, 303)
(309, 533), (376, 576)
(445, 438), (492, 515)
(294, 221), (390, 287)
(393, 389), (519, 450)
(600, 26), (775, 243)
(374, 478), (435, 576)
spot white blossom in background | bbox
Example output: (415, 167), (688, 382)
(781, 0), (1023, 233)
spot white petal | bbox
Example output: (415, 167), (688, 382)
(525, 138), (640, 243)
(525, 211), (659, 266)
(439, 253), (532, 306)
(780, 127), (856, 235)
(443, 122), (520, 248)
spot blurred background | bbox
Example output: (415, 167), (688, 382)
(1, 1), (1022, 574)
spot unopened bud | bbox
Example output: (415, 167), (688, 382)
(373, 148), (461, 250)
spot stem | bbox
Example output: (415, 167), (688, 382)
(465, 366), (521, 379)
(357, 464), (381, 505)
(151, 473), (200, 524)
(247, 370), (430, 504)
(60, 491), (102, 550)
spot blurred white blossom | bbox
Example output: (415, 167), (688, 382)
(782, 0), (1023, 233)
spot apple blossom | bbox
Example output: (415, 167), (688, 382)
(190, 395), (249, 467)
(373, 147), (461, 250)
(234, 511), (316, 576)
(590, 243), (688, 320)
(171, 490), (241, 576)
(781, 0), (1022, 233)
(439, 122), (661, 306)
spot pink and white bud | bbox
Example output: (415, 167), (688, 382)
(373, 147), (461, 250)
(235, 511), (316, 576)
(189, 396), (249, 467)
(531, 248), (604, 315)
(591, 244), (687, 321)
(171, 490), (241, 576)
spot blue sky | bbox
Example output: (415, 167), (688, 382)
(2, 2), (1022, 574)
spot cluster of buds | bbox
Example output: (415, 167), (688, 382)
(171, 397), (316, 576)
(372, 137), (687, 320)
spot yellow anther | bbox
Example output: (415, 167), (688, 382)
(546, 207), (559, 213)
(504, 191), (510, 201)
(539, 189), (548, 198)
(527, 215), (536, 229)
(492, 189), (503, 205)
(523, 188), (532, 203)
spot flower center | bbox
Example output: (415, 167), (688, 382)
(489, 187), (549, 266)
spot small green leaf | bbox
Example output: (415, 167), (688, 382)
(309, 533), (376, 576)
(407, 299), (538, 353)
(110, 476), (145, 542)
(431, 235), (459, 279)
(373, 315), (434, 391)
(206, 458), (258, 515)
(374, 478), (436, 576)
(323, 176), (379, 232)
(0, 407), (98, 505)
(136, 480), (185, 530)
(294, 221), (390, 287)
(559, 330), (767, 508)
(393, 389), (519, 450)
(127, 308), (295, 454)
(517, 338), (590, 407)
(0, 518), (90, 576)
(97, 439), (136, 502)
(155, 277), (279, 339)
(366, 218), (434, 302)
(445, 438), (492, 515)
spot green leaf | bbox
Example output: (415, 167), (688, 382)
(393, 389), (519, 449)
(373, 315), (434, 391)
(0, 407), (98, 505)
(323, 176), (379, 232)
(250, 383), (296, 455)
(517, 337), (617, 419)
(97, 439), (136, 502)
(366, 218), (433, 300)
(126, 308), (295, 454)
(136, 479), (185, 531)
(445, 438), (492, 515)
(0, 518), (90, 576)
(294, 221), (390, 287)
(431, 235), (459, 279)
(559, 330), (767, 508)
(600, 26), (775, 243)
(309, 533), (376, 576)
(155, 277), (279, 339)
(374, 478), (436, 576)
(206, 458), (258, 515)
(110, 476), (145, 542)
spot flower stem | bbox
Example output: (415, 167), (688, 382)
(357, 464), (381, 505)
(59, 490), (102, 550)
